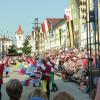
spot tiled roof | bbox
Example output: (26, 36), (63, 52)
(16, 25), (23, 35)
(46, 18), (64, 30)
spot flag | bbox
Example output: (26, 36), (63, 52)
(42, 20), (49, 42)
(94, 0), (98, 21)
(92, 0), (98, 31)
(69, 20), (74, 47)
(65, 9), (72, 22)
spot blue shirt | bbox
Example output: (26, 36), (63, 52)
(29, 97), (46, 100)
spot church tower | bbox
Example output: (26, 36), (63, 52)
(15, 25), (24, 48)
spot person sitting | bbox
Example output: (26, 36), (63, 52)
(6, 79), (23, 100)
(53, 91), (74, 100)
(28, 88), (48, 100)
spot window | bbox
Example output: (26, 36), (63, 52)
(19, 36), (21, 40)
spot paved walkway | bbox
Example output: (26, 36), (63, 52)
(1, 67), (90, 100)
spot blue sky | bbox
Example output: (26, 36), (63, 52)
(0, 0), (69, 38)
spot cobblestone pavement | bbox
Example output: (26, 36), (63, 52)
(1, 67), (90, 100)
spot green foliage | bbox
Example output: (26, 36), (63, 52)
(8, 45), (17, 54)
(21, 39), (32, 56)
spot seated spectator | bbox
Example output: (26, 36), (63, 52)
(6, 79), (23, 100)
(28, 88), (48, 100)
(53, 91), (74, 100)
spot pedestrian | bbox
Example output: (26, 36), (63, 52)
(41, 58), (51, 100)
(45, 57), (52, 100)
(28, 87), (48, 100)
(4, 58), (10, 77)
(40, 59), (47, 93)
(6, 79), (23, 100)
(53, 91), (74, 100)
(50, 61), (58, 92)
(0, 60), (4, 100)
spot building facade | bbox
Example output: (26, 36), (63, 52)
(70, 0), (80, 48)
(40, 18), (70, 53)
(15, 25), (24, 48)
(0, 36), (12, 56)
(52, 19), (70, 49)
(38, 27), (45, 54)
(41, 18), (64, 51)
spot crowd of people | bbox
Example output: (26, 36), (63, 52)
(0, 47), (100, 100)
(6, 79), (74, 100)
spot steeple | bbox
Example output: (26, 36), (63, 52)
(16, 25), (23, 35)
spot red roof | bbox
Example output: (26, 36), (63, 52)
(16, 25), (23, 35)
(46, 18), (64, 30)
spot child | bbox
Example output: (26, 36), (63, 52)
(6, 79), (23, 100)
(28, 88), (48, 100)
(53, 91), (74, 100)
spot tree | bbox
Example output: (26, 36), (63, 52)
(8, 45), (17, 54)
(21, 39), (32, 56)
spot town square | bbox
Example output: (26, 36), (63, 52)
(0, 0), (100, 100)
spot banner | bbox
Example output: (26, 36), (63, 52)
(42, 21), (49, 42)
(65, 9), (72, 22)
(70, 20), (74, 47)
(92, 0), (98, 31)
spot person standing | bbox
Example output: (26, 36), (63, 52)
(53, 91), (74, 100)
(0, 60), (4, 100)
(4, 58), (10, 77)
(50, 61), (58, 92)
(45, 57), (51, 100)
(41, 57), (51, 100)
(28, 88), (48, 100)
(40, 59), (48, 97)
(6, 79), (23, 100)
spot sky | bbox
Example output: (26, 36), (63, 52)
(0, 0), (69, 38)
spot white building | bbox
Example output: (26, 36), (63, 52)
(15, 25), (24, 48)
(0, 37), (13, 55)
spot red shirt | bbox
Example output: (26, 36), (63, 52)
(0, 64), (4, 84)
(41, 60), (51, 81)
(82, 59), (88, 69)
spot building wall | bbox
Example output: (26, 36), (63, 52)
(16, 34), (24, 48)
(38, 28), (45, 54)
(52, 20), (70, 49)
(40, 19), (69, 52)
(45, 33), (50, 50)
(70, 0), (80, 48)
(0, 38), (13, 54)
